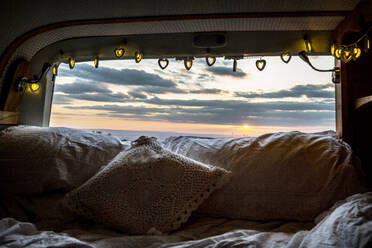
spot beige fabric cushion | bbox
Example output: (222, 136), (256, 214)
(164, 131), (367, 221)
(0, 126), (126, 195)
(63, 136), (230, 234)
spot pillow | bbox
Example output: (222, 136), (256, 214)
(0, 126), (127, 195)
(63, 136), (230, 234)
(163, 131), (367, 221)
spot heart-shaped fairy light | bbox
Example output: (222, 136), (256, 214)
(206, 57), (216, 66)
(52, 65), (58, 76)
(352, 46), (361, 61)
(184, 58), (193, 70)
(158, 58), (169, 70)
(69, 57), (75, 69)
(341, 49), (352, 63)
(29, 83), (40, 93)
(330, 44), (335, 56)
(334, 47), (342, 59)
(135, 51), (143, 63)
(280, 52), (291, 64)
(304, 36), (312, 53)
(94, 57), (99, 68)
(114, 48), (125, 58)
(256, 59), (266, 71)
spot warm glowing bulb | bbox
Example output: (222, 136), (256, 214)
(114, 48), (124, 58)
(135, 51), (143, 63)
(341, 49), (352, 63)
(184, 59), (193, 70)
(30, 83), (40, 93)
(256, 59), (266, 71)
(69, 57), (75, 69)
(352, 47), (361, 60)
(94, 57), (99, 68)
(243, 125), (249, 129)
(280, 52), (291, 63)
(158, 58), (169, 70)
(364, 37), (370, 52)
(206, 57), (216, 66)
(52, 65), (58, 75)
(330, 44), (335, 55)
(304, 37), (312, 53)
(335, 48), (342, 59)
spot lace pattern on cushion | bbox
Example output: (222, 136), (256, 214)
(63, 136), (230, 235)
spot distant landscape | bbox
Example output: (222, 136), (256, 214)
(87, 128), (231, 141)
(86, 128), (335, 141)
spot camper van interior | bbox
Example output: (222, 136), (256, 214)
(0, 0), (371, 247)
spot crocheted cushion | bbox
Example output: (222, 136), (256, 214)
(63, 136), (230, 235)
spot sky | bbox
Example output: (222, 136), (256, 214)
(50, 55), (335, 137)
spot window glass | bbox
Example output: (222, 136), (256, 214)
(50, 56), (335, 139)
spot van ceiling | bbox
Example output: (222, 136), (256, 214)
(0, 0), (359, 53)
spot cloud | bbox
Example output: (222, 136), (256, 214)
(65, 92), (129, 103)
(53, 80), (130, 103)
(66, 104), (167, 115)
(235, 83), (334, 99)
(217, 60), (232, 66)
(127, 91), (148, 99)
(206, 66), (248, 77)
(153, 109), (335, 126)
(189, 88), (228, 94)
(59, 63), (177, 87)
(142, 97), (333, 111)
(197, 73), (215, 82)
(54, 81), (111, 94)
(52, 94), (72, 105)
(65, 97), (334, 126)
(136, 85), (187, 95)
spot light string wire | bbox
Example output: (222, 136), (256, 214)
(335, 26), (371, 48)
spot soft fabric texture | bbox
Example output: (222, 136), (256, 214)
(163, 131), (367, 221)
(0, 192), (79, 232)
(0, 218), (93, 248)
(0, 126), (127, 195)
(2, 192), (371, 248)
(63, 136), (230, 235)
(295, 192), (372, 248)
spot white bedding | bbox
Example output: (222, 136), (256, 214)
(163, 133), (367, 221)
(1, 192), (371, 248)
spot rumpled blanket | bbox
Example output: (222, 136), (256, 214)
(1, 192), (371, 248)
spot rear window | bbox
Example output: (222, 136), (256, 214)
(50, 56), (335, 139)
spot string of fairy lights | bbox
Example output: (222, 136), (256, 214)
(22, 29), (371, 94)
(64, 30), (370, 74)
(330, 27), (371, 63)
(65, 45), (300, 72)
